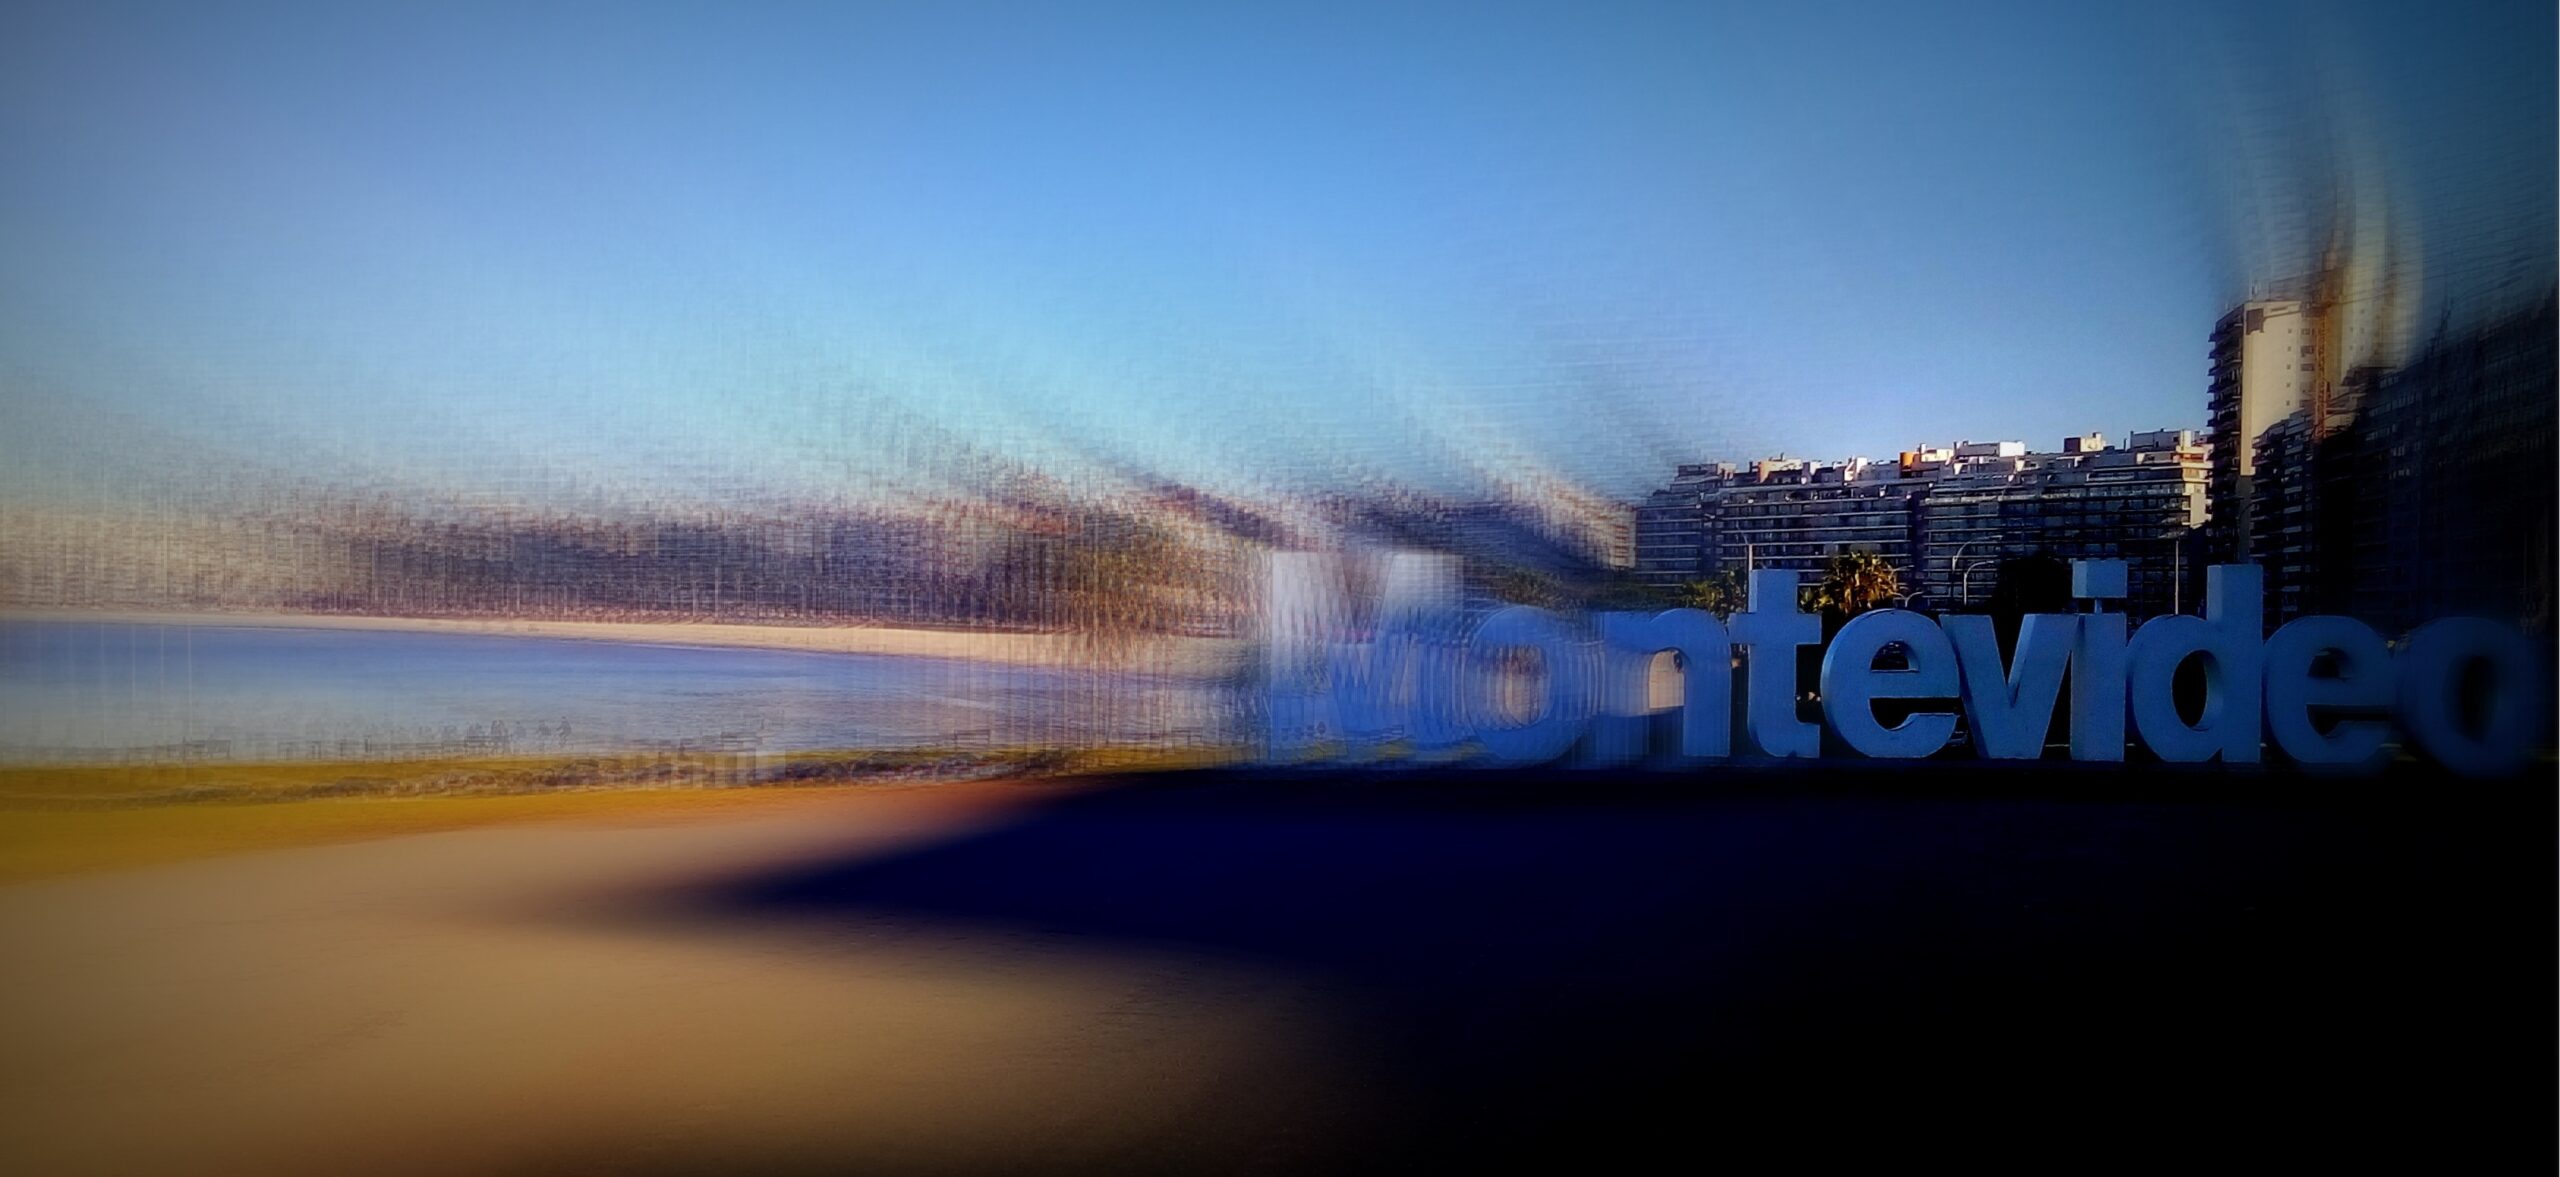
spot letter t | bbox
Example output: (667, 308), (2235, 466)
(1726, 570), (1821, 757)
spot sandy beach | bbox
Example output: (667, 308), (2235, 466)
(0, 780), (1359, 1176)
(0, 765), (2543, 1172)
(0, 609), (1246, 676)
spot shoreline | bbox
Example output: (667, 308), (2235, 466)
(0, 609), (1244, 675)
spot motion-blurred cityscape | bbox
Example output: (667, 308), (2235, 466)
(6, 277), (2549, 709)
(2, 5), (2554, 1175)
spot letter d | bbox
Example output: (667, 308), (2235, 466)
(2125, 565), (2263, 763)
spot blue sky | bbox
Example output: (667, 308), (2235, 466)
(0, 1), (2549, 507)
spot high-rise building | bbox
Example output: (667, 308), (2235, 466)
(2205, 300), (2315, 565)
(1631, 462), (1739, 591)
(1637, 455), (1945, 593)
(1717, 459), (1931, 585)
(1640, 433), (2208, 615)
(2335, 296), (2558, 638)
(1917, 431), (2208, 618)
(2249, 367), (2382, 624)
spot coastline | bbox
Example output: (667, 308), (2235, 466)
(0, 609), (1244, 675)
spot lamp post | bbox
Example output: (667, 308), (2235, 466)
(1950, 537), (1997, 608)
(2170, 528), (2188, 615)
(1960, 558), (2002, 608)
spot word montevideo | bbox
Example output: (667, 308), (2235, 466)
(1259, 555), (2545, 778)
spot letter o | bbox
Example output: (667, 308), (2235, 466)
(2396, 618), (2547, 778)
(1465, 607), (1600, 765)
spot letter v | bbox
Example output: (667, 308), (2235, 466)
(1941, 614), (2076, 759)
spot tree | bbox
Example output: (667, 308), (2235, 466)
(1592, 572), (1676, 613)
(1055, 513), (1189, 660)
(1808, 549), (1899, 621)
(1984, 551), (2072, 657)
(1677, 569), (1748, 619)
(1485, 567), (1568, 610)
(1984, 552), (2071, 620)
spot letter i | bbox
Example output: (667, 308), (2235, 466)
(2070, 613), (2127, 762)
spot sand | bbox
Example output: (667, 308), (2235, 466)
(0, 780), (1358, 1175)
(0, 765), (2541, 1172)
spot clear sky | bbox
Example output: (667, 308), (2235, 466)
(0, 0), (2550, 508)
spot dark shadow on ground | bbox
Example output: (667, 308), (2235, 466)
(653, 761), (2555, 1173)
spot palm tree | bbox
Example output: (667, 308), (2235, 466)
(1809, 549), (1899, 621)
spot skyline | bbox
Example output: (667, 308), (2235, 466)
(1, 1), (2552, 511)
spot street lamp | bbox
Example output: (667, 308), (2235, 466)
(2169, 528), (2191, 615)
(1960, 558), (2003, 608)
(1949, 537), (1998, 608)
